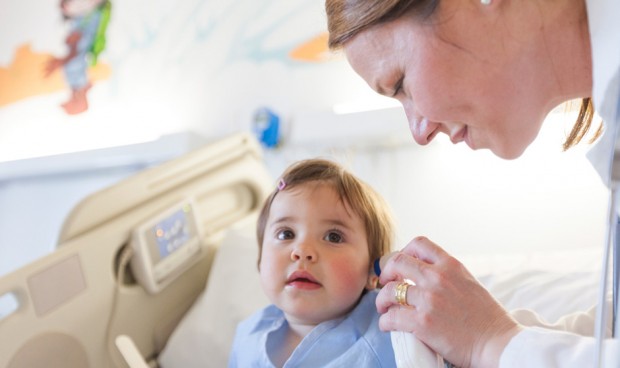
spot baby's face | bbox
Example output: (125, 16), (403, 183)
(259, 182), (372, 326)
(61, 0), (103, 18)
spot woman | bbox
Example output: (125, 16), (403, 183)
(325, 0), (620, 367)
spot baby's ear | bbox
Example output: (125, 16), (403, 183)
(365, 274), (379, 290)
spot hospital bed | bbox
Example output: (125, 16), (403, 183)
(0, 132), (603, 368)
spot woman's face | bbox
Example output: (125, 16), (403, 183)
(344, 1), (555, 159)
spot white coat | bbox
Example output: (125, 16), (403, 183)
(500, 0), (620, 366)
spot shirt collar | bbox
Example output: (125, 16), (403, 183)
(585, 0), (620, 118)
(584, 0), (620, 186)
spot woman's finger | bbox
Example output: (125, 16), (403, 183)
(379, 237), (450, 288)
(400, 236), (448, 264)
(377, 304), (418, 333)
(376, 281), (418, 313)
(378, 251), (426, 286)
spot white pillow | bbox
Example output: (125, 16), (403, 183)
(158, 221), (269, 368)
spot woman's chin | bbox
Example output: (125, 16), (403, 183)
(492, 145), (527, 160)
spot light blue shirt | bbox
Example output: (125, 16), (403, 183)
(228, 290), (396, 367)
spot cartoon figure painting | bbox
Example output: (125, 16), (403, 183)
(44, 0), (111, 115)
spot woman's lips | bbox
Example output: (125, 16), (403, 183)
(452, 127), (474, 149)
(451, 127), (467, 144)
(286, 270), (321, 290)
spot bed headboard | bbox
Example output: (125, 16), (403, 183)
(0, 132), (273, 368)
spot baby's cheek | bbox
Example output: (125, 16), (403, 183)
(258, 254), (283, 298)
(328, 258), (368, 290)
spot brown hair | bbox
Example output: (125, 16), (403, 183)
(325, 0), (600, 149)
(563, 98), (603, 150)
(326, 0), (438, 49)
(256, 158), (394, 269)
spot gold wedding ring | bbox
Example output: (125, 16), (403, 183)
(395, 281), (410, 307)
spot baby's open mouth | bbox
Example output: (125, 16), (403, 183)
(287, 271), (321, 288)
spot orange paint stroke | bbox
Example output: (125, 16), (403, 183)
(289, 32), (334, 63)
(0, 43), (111, 107)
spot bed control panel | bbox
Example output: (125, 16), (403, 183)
(130, 200), (202, 294)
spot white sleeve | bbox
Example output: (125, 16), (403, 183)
(509, 305), (604, 337)
(500, 328), (620, 367)
(508, 292), (613, 337)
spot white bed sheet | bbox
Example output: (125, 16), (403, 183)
(158, 221), (269, 368)
(159, 225), (602, 368)
(462, 249), (602, 323)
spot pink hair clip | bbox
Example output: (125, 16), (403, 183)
(277, 179), (286, 191)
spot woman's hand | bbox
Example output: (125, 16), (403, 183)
(376, 236), (521, 368)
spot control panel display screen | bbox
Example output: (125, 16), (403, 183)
(131, 200), (201, 294)
(153, 206), (192, 259)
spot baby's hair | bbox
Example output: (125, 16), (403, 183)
(256, 158), (393, 269)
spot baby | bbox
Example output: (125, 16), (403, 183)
(229, 158), (396, 367)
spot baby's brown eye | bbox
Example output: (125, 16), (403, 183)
(277, 230), (294, 240)
(325, 232), (343, 243)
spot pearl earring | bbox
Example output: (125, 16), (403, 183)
(481, 0), (491, 4)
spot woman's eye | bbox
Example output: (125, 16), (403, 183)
(276, 229), (294, 240)
(392, 78), (403, 97)
(324, 231), (343, 243)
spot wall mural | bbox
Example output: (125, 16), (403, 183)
(43, 0), (112, 115)
(0, 0), (360, 162)
(1, 0), (114, 114)
(0, 0), (330, 114)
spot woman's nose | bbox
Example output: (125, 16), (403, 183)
(408, 115), (440, 146)
(291, 242), (317, 262)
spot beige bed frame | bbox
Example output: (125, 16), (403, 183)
(0, 132), (272, 368)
